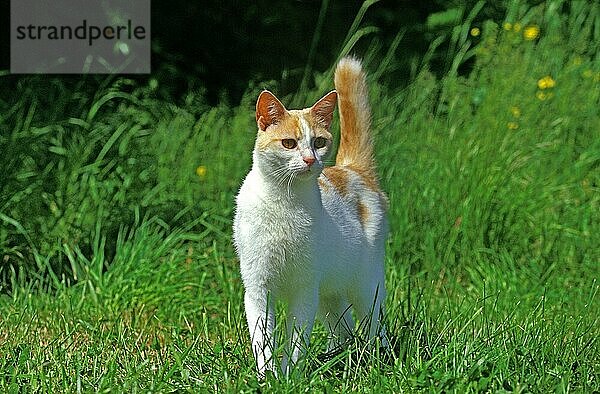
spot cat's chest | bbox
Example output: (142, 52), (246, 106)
(237, 188), (315, 245)
(234, 172), (320, 271)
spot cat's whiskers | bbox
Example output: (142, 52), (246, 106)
(269, 166), (297, 196)
(286, 172), (298, 199)
(268, 166), (291, 184)
(269, 165), (314, 198)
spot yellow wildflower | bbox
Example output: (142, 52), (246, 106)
(470, 27), (480, 37)
(573, 57), (583, 66)
(507, 122), (519, 130)
(511, 106), (521, 118)
(196, 165), (207, 179)
(537, 75), (556, 89)
(503, 22), (512, 31)
(513, 22), (522, 32)
(523, 25), (540, 40)
(582, 69), (593, 78)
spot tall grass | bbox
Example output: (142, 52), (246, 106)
(1, 0), (599, 391)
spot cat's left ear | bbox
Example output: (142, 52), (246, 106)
(310, 90), (337, 130)
(256, 90), (287, 131)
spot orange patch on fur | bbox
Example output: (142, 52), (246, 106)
(256, 114), (302, 150)
(322, 167), (349, 196)
(334, 59), (374, 172)
(336, 97), (362, 162)
(357, 201), (369, 227)
(317, 177), (330, 191)
(347, 164), (381, 193)
(299, 111), (333, 143)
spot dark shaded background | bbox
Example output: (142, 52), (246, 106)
(1, 1), (518, 104)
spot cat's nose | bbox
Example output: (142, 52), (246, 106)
(303, 157), (316, 166)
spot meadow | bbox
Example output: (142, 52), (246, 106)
(1, 1), (599, 392)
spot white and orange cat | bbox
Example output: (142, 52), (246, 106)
(233, 57), (388, 375)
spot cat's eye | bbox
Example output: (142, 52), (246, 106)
(314, 137), (327, 149)
(281, 138), (297, 149)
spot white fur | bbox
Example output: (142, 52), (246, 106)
(233, 128), (388, 375)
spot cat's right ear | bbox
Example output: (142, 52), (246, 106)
(256, 90), (287, 131)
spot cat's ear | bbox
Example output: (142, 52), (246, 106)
(256, 90), (287, 131)
(310, 90), (337, 130)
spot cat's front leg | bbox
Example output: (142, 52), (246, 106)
(244, 288), (276, 376)
(281, 289), (319, 375)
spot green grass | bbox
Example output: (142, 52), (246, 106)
(1, 1), (599, 391)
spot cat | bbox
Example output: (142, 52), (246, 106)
(233, 56), (388, 376)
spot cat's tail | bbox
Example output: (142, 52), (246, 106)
(334, 56), (375, 173)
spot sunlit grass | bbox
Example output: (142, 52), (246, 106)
(1, 1), (599, 391)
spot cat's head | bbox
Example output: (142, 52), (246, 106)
(253, 90), (337, 184)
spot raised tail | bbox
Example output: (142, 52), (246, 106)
(334, 56), (375, 173)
